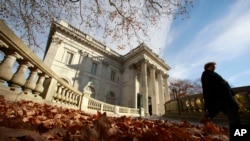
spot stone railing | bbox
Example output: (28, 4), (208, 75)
(165, 86), (250, 124)
(0, 20), (140, 117)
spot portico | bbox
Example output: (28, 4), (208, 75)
(127, 56), (170, 116)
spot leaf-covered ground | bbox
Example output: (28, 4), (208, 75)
(0, 95), (229, 141)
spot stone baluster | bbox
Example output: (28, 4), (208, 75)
(65, 89), (70, 104)
(55, 84), (62, 101)
(190, 98), (197, 112)
(68, 91), (72, 104)
(66, 90), (71, 104)
(185, 99), (192, 112)
(0, 52), (20, 85)
(75, 94), (80, 106)
(74, 94), (79, 106)
(63, 87), (68, 103)
(9, 60), (29, 91)
(23, 67), (37, 95)
(52, 84), (58, 101)
(68, 91), (73, 104)
(33, 72), (45, 97)
(60, 86), (66, 102)
(196, 97), (204, 112)
(71, 94), (76, 105)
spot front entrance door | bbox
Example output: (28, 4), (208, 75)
(148, 97), (152, 115)
(137, 94), (142, 109)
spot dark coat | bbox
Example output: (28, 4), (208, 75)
(201, 70), (239, 118)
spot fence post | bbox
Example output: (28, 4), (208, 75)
(42, 77), (57, 101)
(80, 95), (89, 111)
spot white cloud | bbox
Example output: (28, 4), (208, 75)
(227, 69), (250, 86)
(163, 0), (250, 85)
(146, 18), (173, 55)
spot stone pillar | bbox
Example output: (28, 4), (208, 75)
(150, 65), (158, 115)
(157, 71), (165, 115)
(163, 74), (170, 102)
(43, 77), (58, 101)
(128, 64), (137, 108)
(54, 83), (62, 102)
(141, 59), (149, 115)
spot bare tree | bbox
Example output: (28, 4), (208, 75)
(169, 78), (202, 99)
(0, 0), (193, 53)
(192, 78), (202, 94)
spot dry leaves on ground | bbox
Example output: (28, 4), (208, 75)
(0, 95), (229, 141)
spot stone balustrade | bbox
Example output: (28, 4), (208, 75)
(0, 20), (140, 117)
(165, 86), (250, 124)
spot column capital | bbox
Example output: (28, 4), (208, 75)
(52, 36), (63, 44)
(138, 58), (149, 64)
(149, 64), (157, 69)
(163, 74), (169, 79)
(156, 69), (163, 75)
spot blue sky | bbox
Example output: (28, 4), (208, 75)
(156, 0), (250, 87)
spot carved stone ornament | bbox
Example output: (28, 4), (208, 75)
(52, 36), (62, 44)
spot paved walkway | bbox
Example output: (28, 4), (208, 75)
(140, 115), (229, 127)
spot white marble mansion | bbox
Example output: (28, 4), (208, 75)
(43, 21), (171, 116)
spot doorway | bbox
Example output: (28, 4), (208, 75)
(148, 97), (152, 115)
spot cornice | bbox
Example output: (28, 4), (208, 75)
(49, 21), (170, 71)
(51, 21), (123, 63)
(122, 43), (171, 71)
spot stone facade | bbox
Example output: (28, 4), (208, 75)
(43, 21), (171, 116)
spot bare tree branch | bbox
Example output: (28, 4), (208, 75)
(1, 0), (194, 53)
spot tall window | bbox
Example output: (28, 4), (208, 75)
(91, 63), (97, 74)
(111, 70), (115, 81)
(64, 51), (73, 64)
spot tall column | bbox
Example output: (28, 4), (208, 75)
(150, 65), (158, 115)
(128, 64), (137, 108)
(141, 59), (149, 116)
(157, 71), (165, 115)
(163, 74), (170, 102)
